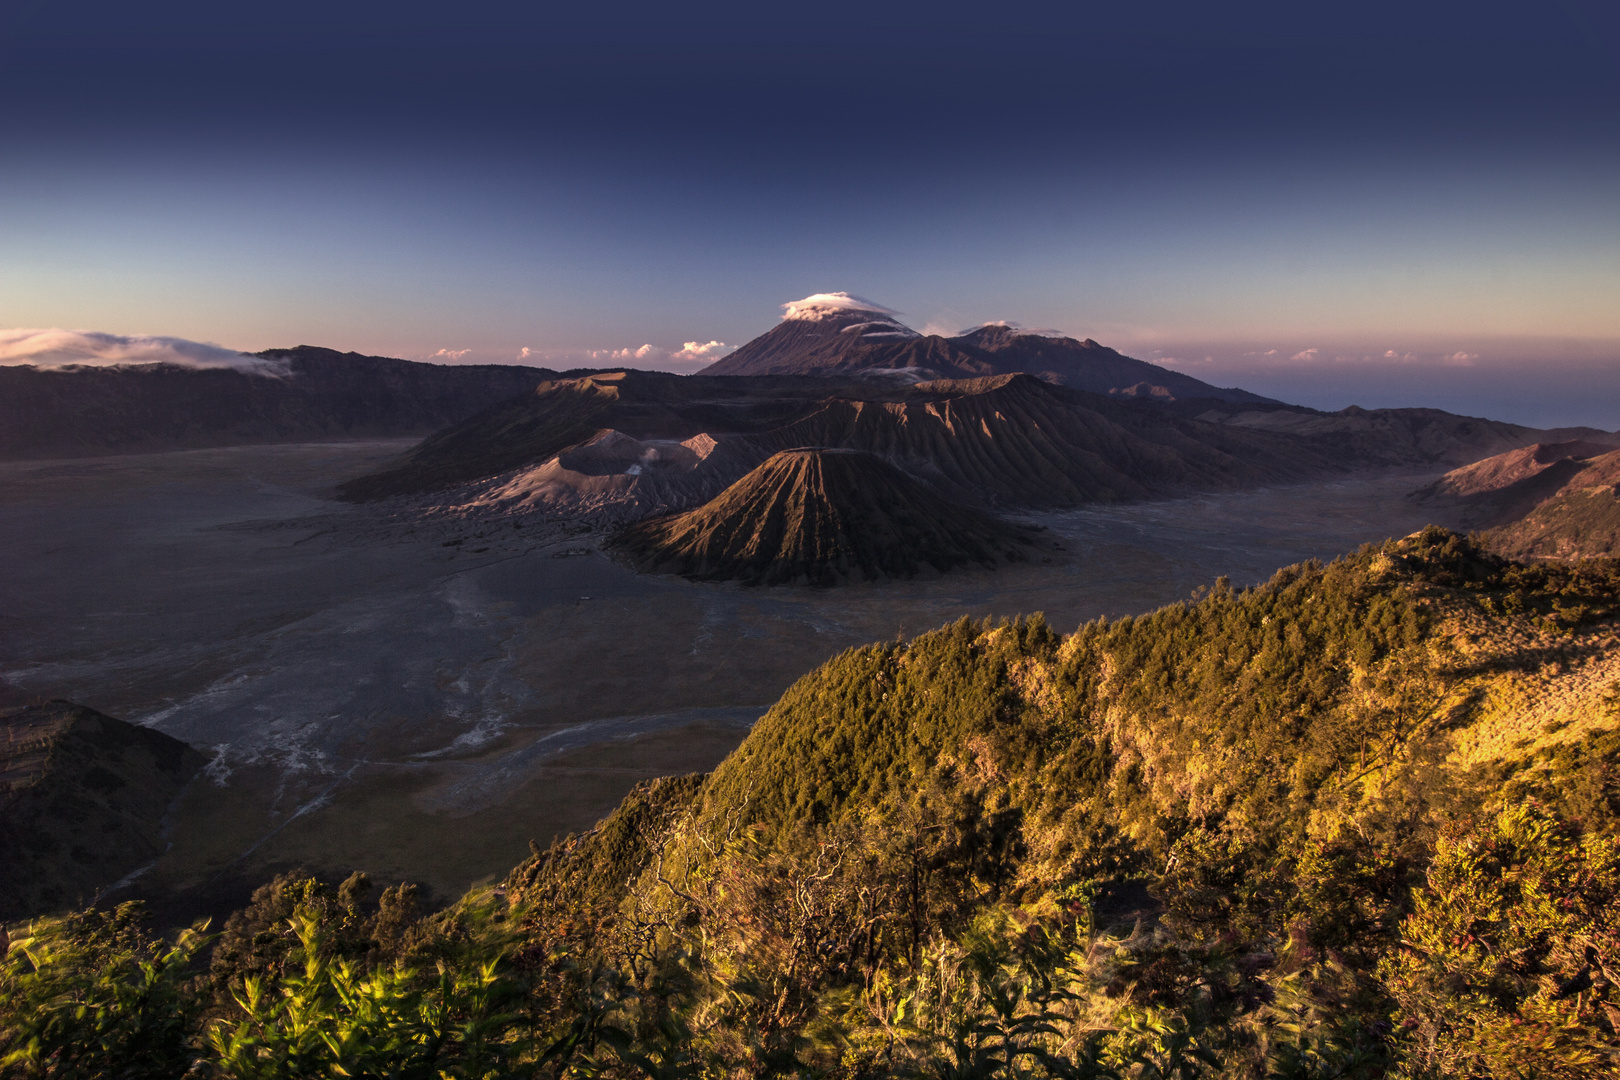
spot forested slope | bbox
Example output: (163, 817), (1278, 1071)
(6, 530), (1620, 1078)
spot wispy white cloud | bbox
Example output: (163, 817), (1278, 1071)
(1290, 348), (1320, 361)
(428, 347), (473, 361)
(1444, 351), (1479, 365)
(0, 328), (283, 374)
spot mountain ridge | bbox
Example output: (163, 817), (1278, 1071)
(339, 368), (1607, 532)
(1415, 441), (1620, 560)
(697, 295), (1274, 405)
(0, 346), (566, 460)
(340, 370), (1344, 514)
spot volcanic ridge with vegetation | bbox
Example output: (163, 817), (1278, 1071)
(1415, 441), (1620, 562)
(7, 528), (1620, 1077)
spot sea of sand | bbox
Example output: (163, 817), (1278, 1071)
(0, 441), (1468, 919)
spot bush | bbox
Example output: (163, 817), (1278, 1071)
(1379, 804), (1620, 1079)
(0, 903), (208, 1079)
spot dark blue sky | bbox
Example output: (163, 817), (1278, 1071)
(3, 1), (1618, 425)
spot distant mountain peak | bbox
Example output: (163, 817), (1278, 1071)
(957, 321), (1072, 341)
(696, 295), (1279, 405)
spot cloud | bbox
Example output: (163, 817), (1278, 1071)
(584, 344), (660, 362)
(0, 328), (283, 374)
(1290, 348), (1320, 361)
(496, 339), (737, 373)
(1444, 351), (1479, 365)
(571, 341), (736, 370)
(429, 347), (473, 361)
(671, 340), (734, 362)
(781, 292), (900, 321)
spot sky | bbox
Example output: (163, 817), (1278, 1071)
(2, 0), (1618, 427)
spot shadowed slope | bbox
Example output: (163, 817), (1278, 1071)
(1485, 450), (1620, 560)
(1, 701), (206, 919)
(1411, 441), (1620, 559)
(610, 448), (1038, 586)
(1412, 441), (1615, 524)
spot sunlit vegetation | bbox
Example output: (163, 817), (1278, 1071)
(5, 528), (1620, 1077)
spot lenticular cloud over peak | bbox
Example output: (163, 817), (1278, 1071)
(0, 328), (284, 375)
(780, 293), (903, 322)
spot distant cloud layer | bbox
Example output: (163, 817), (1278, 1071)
(1159, 343), (1491, 371)
(586, 344), (660, 363)
(569, 340), (735, 372)
(0, 328), (282, 374)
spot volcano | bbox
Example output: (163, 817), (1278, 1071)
(696, 292), (1274, 404)
(608, 448), (1040, 586)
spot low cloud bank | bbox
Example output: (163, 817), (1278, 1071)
(570, 340), (735, 372)
(0, 328), (283, 375)
(1139, 337), (1620, 429)
(424, 341), (738, 373)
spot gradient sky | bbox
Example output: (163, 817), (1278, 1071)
(2, 1), (1618, 426)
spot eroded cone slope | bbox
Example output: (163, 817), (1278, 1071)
(611, 448), (1037, 585)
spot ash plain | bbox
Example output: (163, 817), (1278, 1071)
(0, 441), (1466, 920)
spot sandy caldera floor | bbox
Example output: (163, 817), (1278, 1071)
(0, 441), (1466, 921)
